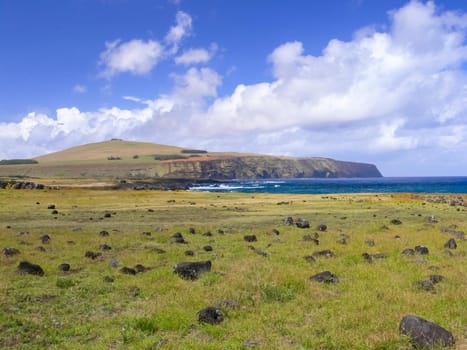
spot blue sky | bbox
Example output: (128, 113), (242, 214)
(1, 0), (466, 176)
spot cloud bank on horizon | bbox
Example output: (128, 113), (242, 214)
(1, 1), (466, 176)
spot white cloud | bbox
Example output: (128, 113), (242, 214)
(164, 11), (192, 53)
(98, 11), (192, 78)
(175, 43), (218, 65)
(175, 48), (210, 65)
(99, 39), (163, 78)
(73, 84), (87, 93)
(2, 1), (467, 175)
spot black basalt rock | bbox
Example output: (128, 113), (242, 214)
(197, 306), (224, 324)
(18, 261), (44, 276)
(444, 238), (457, 249)
(310, 271), (339, 284)
(399, 315), (455, 348)
(173, 260), (211, 280)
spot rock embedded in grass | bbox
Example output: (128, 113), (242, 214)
(283, 216), (293, 226)
(18, 261), (44, 276)
(402, 248), (415, 256)
(84, 251), (102, 260)
(171, 232), (187, 244)
(415, 245), (429, 255)
(244, 235), (257, 242)
(120, 267), (137, 275)
(203, 245), (213, 252)
(58, 263), (70, 272)
(399, 315), (455, 348)
(444, 238), (457, 249)
(99, 230), (109, 237)
(391, 218), (402, 225)
(414, 279), (436, 292)
(2, 247), (20, 257)
(173, 260), (211, 280)
(197, 306), (224, 324)
(40, 234), (50, 244)
(317, 224), (327, 231)
(295, 218), (310, 228)
(304, 255), (316, 263)
(312, 249), (335, 258)
(310, 271), (339, 284)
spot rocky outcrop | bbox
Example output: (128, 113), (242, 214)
(161, 156), (382, 180)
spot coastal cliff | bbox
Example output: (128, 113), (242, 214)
(161, 155), (382, 179)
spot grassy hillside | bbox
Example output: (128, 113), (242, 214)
(0, 190), (465, 349)
(34, 139), (189, 163)
(0, 140), (382, 185)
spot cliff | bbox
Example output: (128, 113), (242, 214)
(161, 155), (382, 179)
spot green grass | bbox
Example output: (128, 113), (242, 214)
(0, 190), (465, 349)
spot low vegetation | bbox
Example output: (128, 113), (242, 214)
(0, 190), (465, 349)
(181, 149), (208, 154)
(0, 159), (38, 165)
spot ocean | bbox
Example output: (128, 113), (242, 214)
(189, 177), (467, 194)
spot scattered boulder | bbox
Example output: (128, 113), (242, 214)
(317, 224), (327, 232)
(103, 276), (114, 283)
(415, 245), (429, 255)
(134, 264), (150, 273)
(391, 219), (402, 225)
(203, 245), (213, 252)
(310, 271), (339, 284)
(189, 227), (196, 234)
(444, 238), (457, 249)
(429, 275), (445, 284)
(2, 247), (20, 257)
(402, 248), (415, 256)
(312, 249), (335, 258)
(244, 235), (257, 242)
(283, 216), (293, 226)
(40, 234), (50, 244)
(18, 261), (44, 276)
(365, 239), (375, 247)
(171, 232), (187, 244)
(426, 215), (438, 223)
(120, 267), (137, 275)
(197, 306), (224, 324)
(272, 229), (280, 235)
(304, 255), (316, 263)
(414, 279), (435, 292)
(99, 244), (112, 251)
(47, 204), (56, 210)
(84, 251), (102, 260)
(58, 263), (70, 272)
(399, 315), (455, 348)
(295, 218), (310, 228)
(440, 226), (465, 240)
(184, 250), (195, 256)
(173, 260), (212, 280)
(99, 230), (109, 237)
(303, 235), (319, 244)
(51, 210), (58, 215)
(104, 213), (112, 218)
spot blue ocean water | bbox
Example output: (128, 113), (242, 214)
(189, 177), (467, 194)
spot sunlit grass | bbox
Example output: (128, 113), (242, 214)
(0, 190), (465, 349)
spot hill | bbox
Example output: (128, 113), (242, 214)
(0, 139), (382, 188)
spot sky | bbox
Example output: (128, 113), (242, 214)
(1, 0), (467, 176)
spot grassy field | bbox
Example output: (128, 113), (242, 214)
(0, 189), (465, 349)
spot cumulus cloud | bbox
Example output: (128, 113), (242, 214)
(175, 43), (218, 65)
(98, 11), (192, 78)
(99, 39), (163, 78)
(2, 1), (467, 175)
